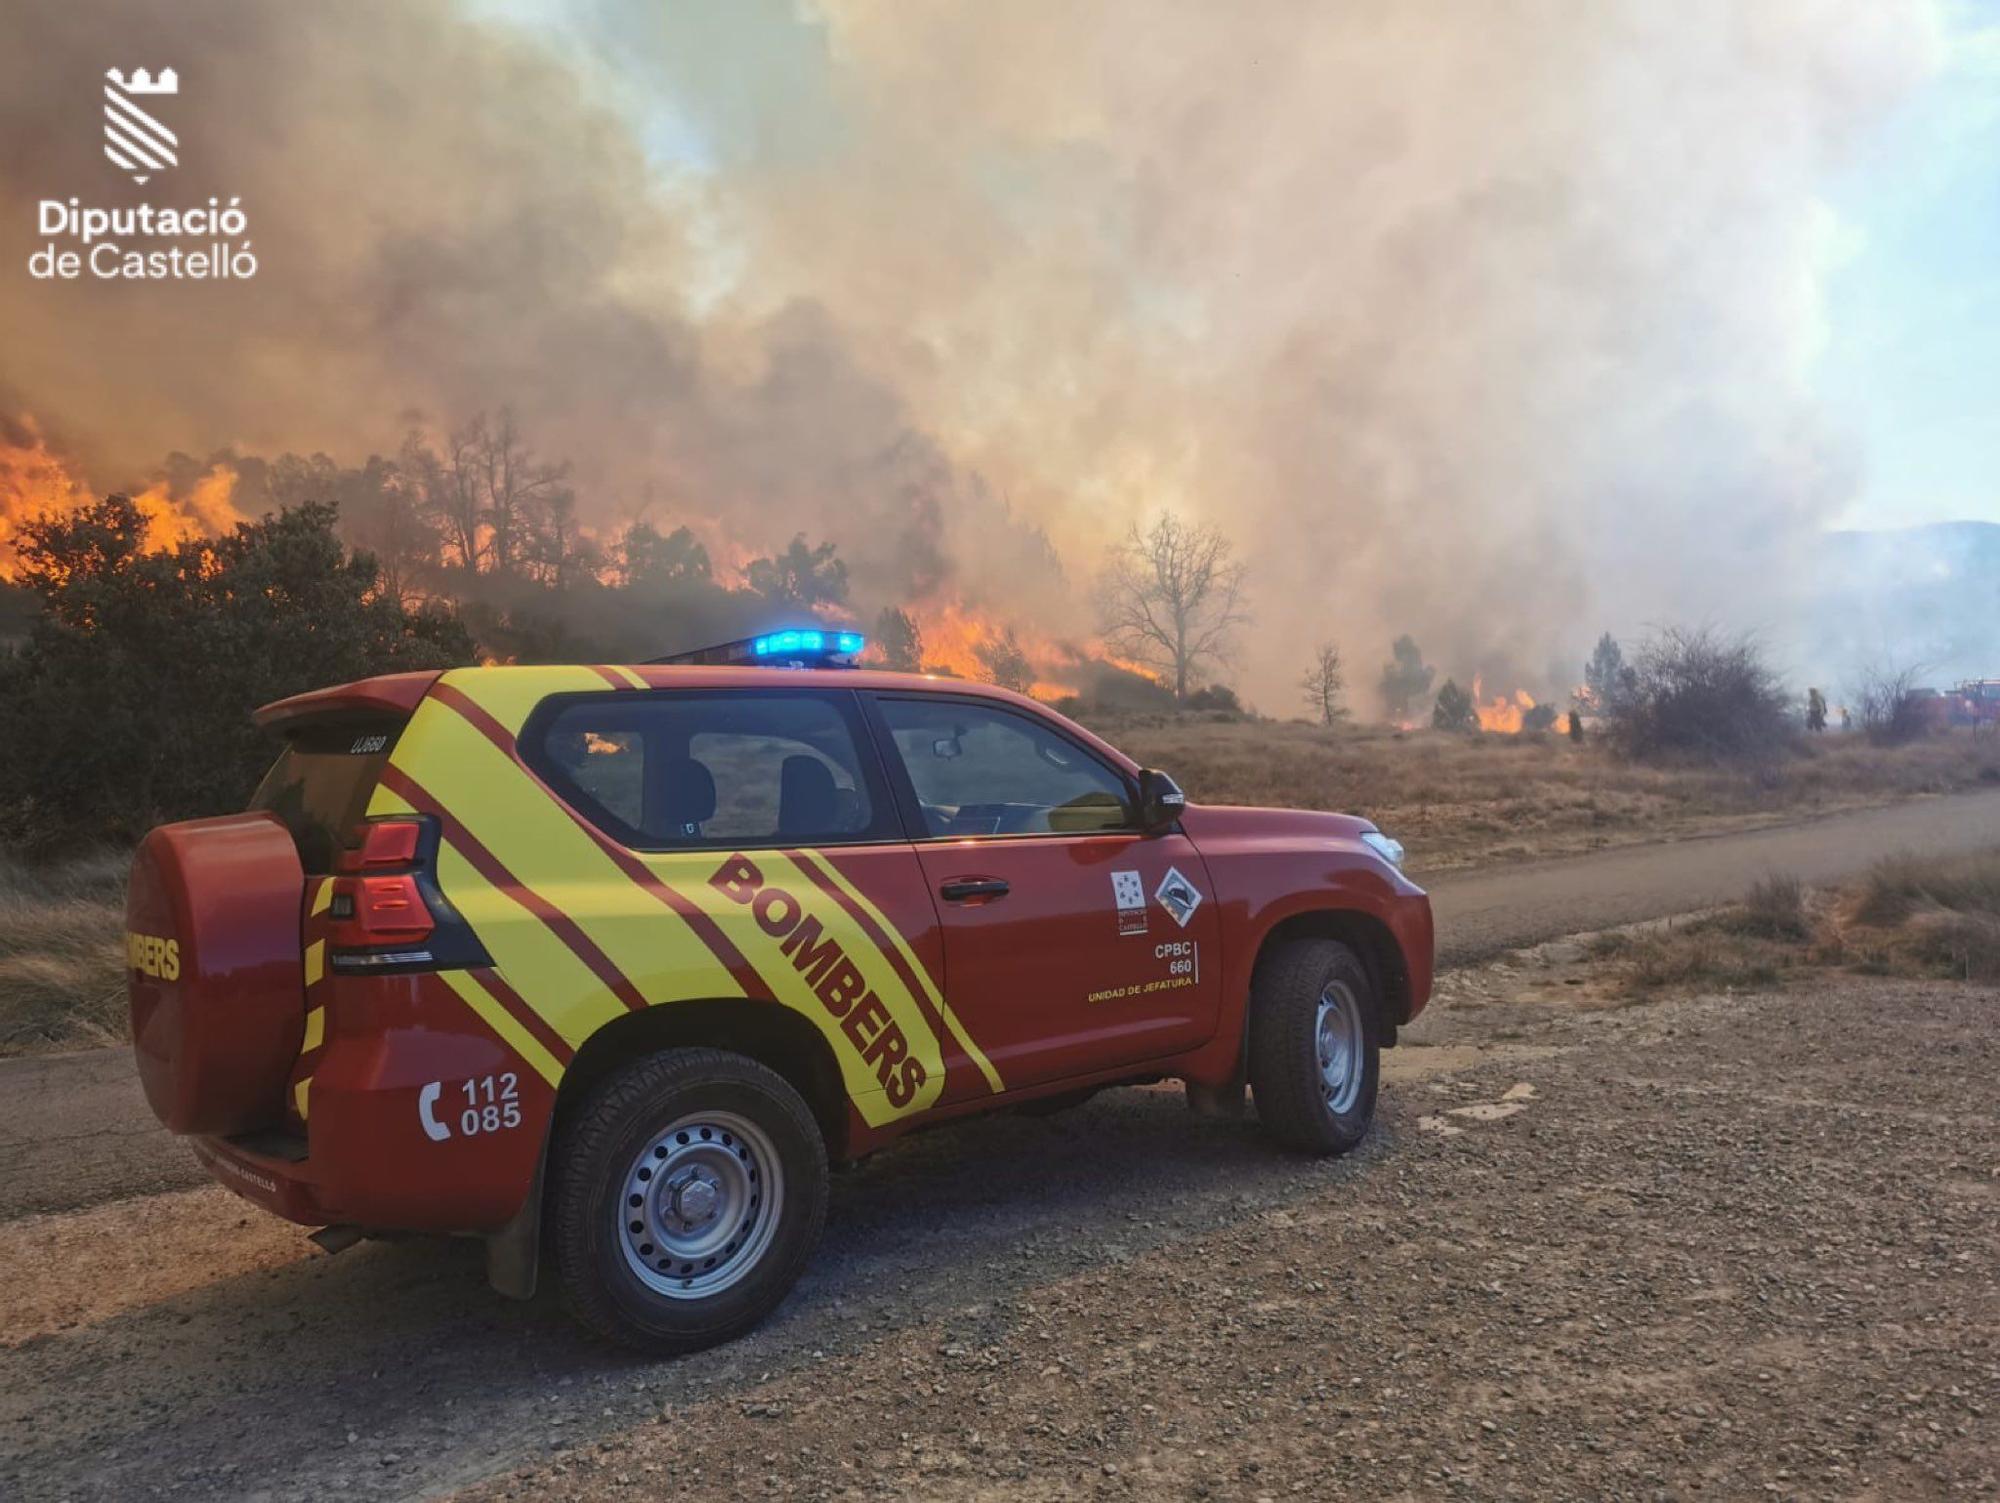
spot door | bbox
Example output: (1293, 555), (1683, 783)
(523, 687), (975, 1126)
(867, 694), (1223, 1091)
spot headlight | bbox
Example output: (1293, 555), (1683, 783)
(1360, 831), (1405, 869)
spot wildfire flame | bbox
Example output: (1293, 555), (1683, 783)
(877, 596), (1160, 702)
(0, 417), (244, 581)
(1472, 675), (1542, 734)
(1, 418), (1161, 702)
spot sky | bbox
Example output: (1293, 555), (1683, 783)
(1819, 0), (2000, 529)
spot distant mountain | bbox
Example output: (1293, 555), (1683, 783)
(1804, 521), (2000, 689)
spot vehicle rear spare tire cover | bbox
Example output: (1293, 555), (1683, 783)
(127, 811), (306, 1136)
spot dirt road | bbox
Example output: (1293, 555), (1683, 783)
(3, 800), (1996, 1499)
(1423, 785), (2000, 965)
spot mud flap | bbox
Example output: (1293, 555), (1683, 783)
(485, 1122), (551, 1300)
(1186, 1078), (1245, 1118)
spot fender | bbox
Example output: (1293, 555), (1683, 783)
(1172, 803), (1433, 1086)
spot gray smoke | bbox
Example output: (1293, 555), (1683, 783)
(0, 0), (1944, 703)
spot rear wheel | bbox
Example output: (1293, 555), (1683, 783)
(550, 1048), (827, 1353)
(1247, 938), (1381, 1154)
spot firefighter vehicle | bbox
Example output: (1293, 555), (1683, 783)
(126, 631), (1433, 1351)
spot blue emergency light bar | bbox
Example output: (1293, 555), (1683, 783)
(648, 628), (867, 667)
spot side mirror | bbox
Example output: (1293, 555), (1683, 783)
(1137, 768), (1186, 834)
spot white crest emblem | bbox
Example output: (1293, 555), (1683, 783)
(104, 67), (179, 185)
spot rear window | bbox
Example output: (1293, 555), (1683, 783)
(526, 690), (889, 851)
(249, 722), (401, 873)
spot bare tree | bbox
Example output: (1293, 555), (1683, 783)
(471, 409), (570, 578)
(339, 456), (435, 608)
(1300, 643), (1346, 726)
(1096, 513), (1248, 702)
(1849, 661), (1932, 745)
(407, 426), (483, 575)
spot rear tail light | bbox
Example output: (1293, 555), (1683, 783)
(327, 817), (485, 973)
(338, 818), (423, 872)
(332, 874), (435, 947)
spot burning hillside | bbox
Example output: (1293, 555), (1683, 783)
(0, 418), (243, 580)
(0, 413), (1167, 700)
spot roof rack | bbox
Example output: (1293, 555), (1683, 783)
(647, 628), (867, 668)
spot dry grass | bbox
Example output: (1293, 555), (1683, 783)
(0, 849), (129, 1056)
(1591, 848), (2000, 995)
(1089, 715), (2000, 871)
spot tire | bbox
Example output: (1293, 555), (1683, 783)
(550, 1047), (828, 1354)
(1247, 938), (1381, 1154)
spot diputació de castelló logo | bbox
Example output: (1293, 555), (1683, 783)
(28, 65), (258, 282)
(103, 66), (178, 185)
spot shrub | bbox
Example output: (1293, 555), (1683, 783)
(1184, 683), (1244, 715)
(1432, 679), (1477, 733)
(1854, 849), (2000, 927)
(1600, 625), (1791, 762)
(1728, 873), (1809, 940)
(0, 495), (475, 849)
(1848, 663), (1933, 747)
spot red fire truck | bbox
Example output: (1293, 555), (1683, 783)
(126, 630), (1433, 1351)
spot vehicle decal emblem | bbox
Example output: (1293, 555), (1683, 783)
(1110, 869), (1148, 934)
(1154, 866), (1202, 928)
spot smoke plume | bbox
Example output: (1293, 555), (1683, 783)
(0, 0), (1941, 705)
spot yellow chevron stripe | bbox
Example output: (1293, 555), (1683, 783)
(436, 665), (610, 735)
(606, 664), (648, 689)
(437, 969), (565, 1087)
(370, 778), (619, 1050)
(395, 699), (743, 1029)
(303, 939), (325, 989)
(641, 850), (945, 1123)
(309, 878), (334, 917)
(801, 849), (1004, 1094)
(301, 1005), (324, 1053)
(294, 1077), (311, 1119)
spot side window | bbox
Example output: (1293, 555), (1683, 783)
(876, 698), (1135, 838)
(530, 692), (880, 849)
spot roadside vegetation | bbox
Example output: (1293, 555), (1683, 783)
(0, 848), (128, 1054)
(1589, 849), (2000, 995)
(1092, 713), (2000, 871)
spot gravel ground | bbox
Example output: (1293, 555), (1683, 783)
(2, 951), (1994, 1501)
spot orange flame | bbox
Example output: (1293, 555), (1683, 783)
(0, 417), (244, 580)
(1472, 675), (1541, 734)
(874, 595), (1159, 702)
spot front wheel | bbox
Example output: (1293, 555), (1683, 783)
(1247, 938), (1381, 1154)
(550, 1048), (828, 1353)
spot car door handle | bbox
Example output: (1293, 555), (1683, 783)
(939, 877), (1010, 902)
